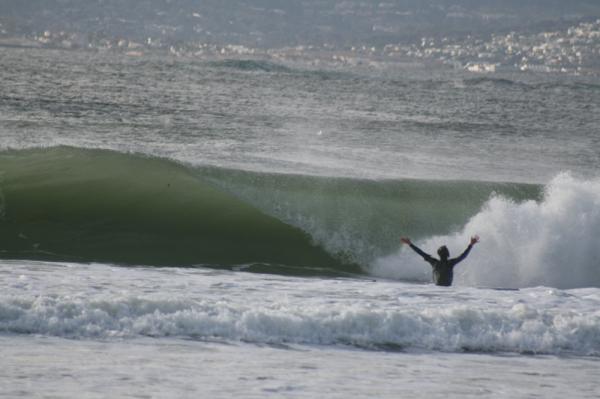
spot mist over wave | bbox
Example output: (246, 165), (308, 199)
(374, 173), (600, 289)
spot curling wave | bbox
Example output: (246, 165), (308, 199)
(0, 147), (351, 274)
(0, 146), (538, 275)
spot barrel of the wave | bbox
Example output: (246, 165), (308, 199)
(0, 147), (359, 275)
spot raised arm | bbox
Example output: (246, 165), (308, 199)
(450, 235), (479, 266)
(401, 237), (433, 261)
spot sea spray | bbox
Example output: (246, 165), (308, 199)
(374, 173), (600, 289)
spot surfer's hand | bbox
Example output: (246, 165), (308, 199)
(400, 237), (412, 245)
(470, 235), (480, 245)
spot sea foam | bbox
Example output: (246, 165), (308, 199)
(374, 173), (600, 289)
(1, 288), (599, 355)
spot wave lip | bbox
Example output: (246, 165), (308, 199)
(1, 292), (599, 356)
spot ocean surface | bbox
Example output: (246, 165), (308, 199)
(1, 47), (600, 398)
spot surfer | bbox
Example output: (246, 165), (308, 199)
(400, 236), (479, 286)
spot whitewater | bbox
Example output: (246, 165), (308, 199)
(1, 47), (600, 398)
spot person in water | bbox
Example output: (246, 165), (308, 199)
(400, 235), (480, 286)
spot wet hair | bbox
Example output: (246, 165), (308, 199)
(437, 245), (449, 259)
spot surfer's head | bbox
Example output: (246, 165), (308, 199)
(437, 245), (449, 260)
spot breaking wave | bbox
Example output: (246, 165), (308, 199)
(374, 173), (600, 289)
(0, 146), (537, 276)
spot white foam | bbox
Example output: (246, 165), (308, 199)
(1, 287), (600, 355)
(373, 173), (600, 289)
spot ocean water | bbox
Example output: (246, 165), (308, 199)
(1, 47), (600, 398)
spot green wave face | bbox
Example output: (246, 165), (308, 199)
(201, 168), (541, 266)
(0, 147), (541, 276)
(0, 147), (353, 274)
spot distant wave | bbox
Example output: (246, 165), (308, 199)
(463, 76), (523, 87)
(208, 59), (294, 73)
(207, 58), (352, 81)
(463, 76), (600, 92)
(404, 118), (514, 133)
(1, 287), (599, 355)
(536, 81), (600, 91)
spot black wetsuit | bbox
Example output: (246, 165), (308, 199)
(408, 243), (474, 286)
